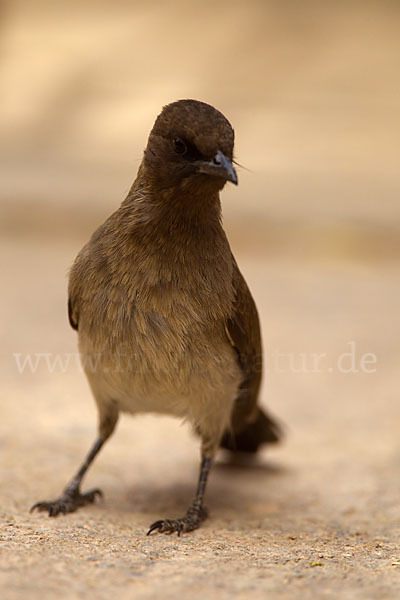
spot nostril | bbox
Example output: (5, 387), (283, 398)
(213, 155), (221, 166)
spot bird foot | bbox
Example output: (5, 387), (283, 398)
(30, 487), (102, 517)
(147, 506), (208, 536)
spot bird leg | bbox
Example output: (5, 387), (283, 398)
(30, 437), (105, 517)
(147, 456), (212, 536)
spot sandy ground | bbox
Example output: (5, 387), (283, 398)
(1, 232), (399, 600)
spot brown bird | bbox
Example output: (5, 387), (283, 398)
(31, 99), (281, 535)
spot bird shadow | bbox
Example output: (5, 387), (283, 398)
(215, 451), (286, 474)
(112, 454), (288, 517)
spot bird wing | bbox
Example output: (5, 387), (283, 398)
(67, 243), (92, 332)
(224, 255), (262, 430)
(68, 296), (79, 330)
(221, 255), (281, 451)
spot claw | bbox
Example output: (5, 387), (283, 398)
(86, 489), (103, 501)
(147, 520), (164, 535)
(30, 502), (46, 514)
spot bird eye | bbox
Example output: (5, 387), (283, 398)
(172, 137), (187, 155)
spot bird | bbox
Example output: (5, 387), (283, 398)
(31, 99), (281, 535)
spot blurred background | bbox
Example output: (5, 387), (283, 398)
(1, 1), (400, 596)
(2, 0), (400, 247)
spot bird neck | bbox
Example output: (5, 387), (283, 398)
(122, 163), (223, 234)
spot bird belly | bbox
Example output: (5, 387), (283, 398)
(79, 320), (241, 435)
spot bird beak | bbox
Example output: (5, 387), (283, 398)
(196, 150), (238, 185)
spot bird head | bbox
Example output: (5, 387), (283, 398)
(143, 99), (238, 192)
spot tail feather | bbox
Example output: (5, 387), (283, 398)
(220, 408), (282, 454)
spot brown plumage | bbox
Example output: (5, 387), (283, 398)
(31, 99), (281, 534)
